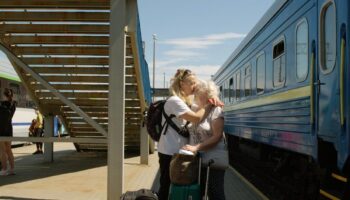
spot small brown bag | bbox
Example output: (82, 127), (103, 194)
(169, 153), (199, 185)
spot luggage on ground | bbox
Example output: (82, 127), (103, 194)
(169, 155), (201, 200)
(168, 183), (201, 200)
(169, 156), (214, 200)
(169, 153), (199, 185)
(120, 189), (158, 200)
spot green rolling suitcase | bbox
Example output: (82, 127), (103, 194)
(168, 155), (202, 200)
(169, 157), (214, 200)
(168, 183), (201, 200)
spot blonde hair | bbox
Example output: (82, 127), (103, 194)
(169, 69), (196, 105)
(195, 79), (219, 100)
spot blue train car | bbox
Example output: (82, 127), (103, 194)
(213, 0), (350, 198)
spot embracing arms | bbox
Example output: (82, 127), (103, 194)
(179, 104), (213, 124)
(182, 117), (224, 153)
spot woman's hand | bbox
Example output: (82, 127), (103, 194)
(208, 97), (224, 107)
(182, 144), (200, 153)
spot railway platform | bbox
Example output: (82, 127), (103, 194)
(0, 143), (268, 200)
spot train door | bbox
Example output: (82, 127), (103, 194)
(317, 0), (341, 140)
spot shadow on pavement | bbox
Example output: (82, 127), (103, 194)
(0, 196), (56, 200)
(0, 146), (142, 187)
(151, 169), (160, 192)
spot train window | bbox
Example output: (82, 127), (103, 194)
(222, 82), (226, 103)
(273, 37), (286, 88)
(273, 40), (284, 58)
(235, 72), (241, 100)
(320, 2), (336, 73)
(244, 64), (251, 97)
(256, 52), (265, 94)
(229, 77), (234, 102)
(296, 19), (309, 81)
(224, 80), (230, 104)
(219, 85), (223, 101)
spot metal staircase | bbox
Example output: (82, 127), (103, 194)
(0, 0), (151, 152)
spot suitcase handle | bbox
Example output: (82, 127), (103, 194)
(203, 159), (215, 200)
(207, 159), (214, 166)
(198, 154), (202, 184)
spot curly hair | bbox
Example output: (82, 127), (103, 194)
(195, 79), (219, 100)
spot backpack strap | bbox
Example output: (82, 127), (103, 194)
(162, 108), (190, 138)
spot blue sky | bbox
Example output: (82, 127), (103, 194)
(138, 0), (275, 88)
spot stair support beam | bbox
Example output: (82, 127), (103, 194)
(0, 43), (108, 136)
(44, 115), (54, 162)
(108, 0), (126, 198)
(127, 0), (149, 165)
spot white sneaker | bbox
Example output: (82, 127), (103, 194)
(0, 170), (7, 176)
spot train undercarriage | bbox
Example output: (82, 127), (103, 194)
(226, 134), (350, 200)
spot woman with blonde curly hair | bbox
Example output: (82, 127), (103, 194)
(182, 79), (226, 200)
(158, 69), (218, 200)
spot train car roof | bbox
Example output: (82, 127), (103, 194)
(213, 0), (288, 81)
(0, 51), (20, 82)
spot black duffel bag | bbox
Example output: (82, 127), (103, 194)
(120, 189), (158, 200)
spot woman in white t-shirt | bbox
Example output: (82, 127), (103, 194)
(182, 80), (226, 200)
(158, 69), (214, 200)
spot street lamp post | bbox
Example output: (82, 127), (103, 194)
(152, 34), (157, 102)
(163, 72), (166, 100)
(163, 73), (165, 88)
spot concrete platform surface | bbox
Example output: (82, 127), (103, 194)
(0, 143), (267, 200)
(0, 143), (159, 200)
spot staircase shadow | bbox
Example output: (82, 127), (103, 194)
(0, 196), (56, 200)
(0, 147), (143, 187)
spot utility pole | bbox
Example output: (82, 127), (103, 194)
(152, 34), (157, 102)
(163, 73), (166, 88)
(163, 73), (166, 100)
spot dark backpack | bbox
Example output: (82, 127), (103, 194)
(146, 99), (190, 142)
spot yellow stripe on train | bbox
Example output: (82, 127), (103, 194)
(223, 86), (310, 112)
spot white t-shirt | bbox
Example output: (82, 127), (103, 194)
(189, 105), (224, 147)
(157, 96), (191, 155)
